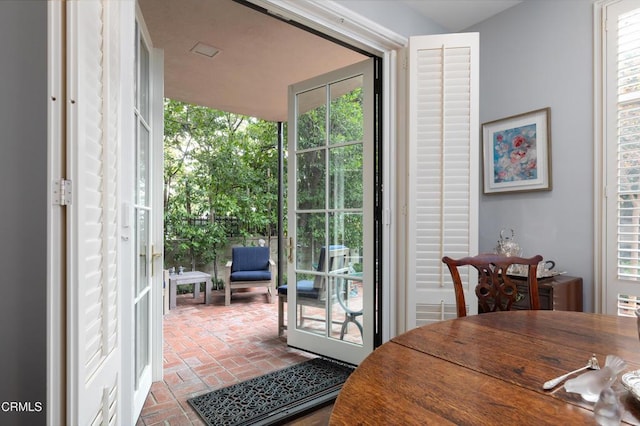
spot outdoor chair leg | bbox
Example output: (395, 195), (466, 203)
(225, 286), (231, 306)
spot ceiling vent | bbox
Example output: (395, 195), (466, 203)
(190, 42), (220, 58)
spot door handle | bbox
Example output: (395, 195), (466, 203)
(287, 237), (294, 263)
(151, 245), (162, 277)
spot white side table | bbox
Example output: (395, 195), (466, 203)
(169, 271), (212, 309)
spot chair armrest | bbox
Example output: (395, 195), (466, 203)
(224, 261), (232, 285)
(268, 259), (276, 266)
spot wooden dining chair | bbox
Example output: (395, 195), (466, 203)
(442, 253), (543, 317)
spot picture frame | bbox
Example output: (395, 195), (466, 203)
(482, 107), (552, 194)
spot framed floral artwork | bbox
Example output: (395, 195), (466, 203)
(482, 107), (552, 194)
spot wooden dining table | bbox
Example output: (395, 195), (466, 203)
(330, 310), (640, 425)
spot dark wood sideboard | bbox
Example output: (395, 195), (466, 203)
(478, 275), (583, 313)
(511, 274), (583, 311)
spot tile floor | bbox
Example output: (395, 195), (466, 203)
(137, 288), (317, 426)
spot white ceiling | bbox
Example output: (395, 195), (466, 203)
(139, 0), (523, 122)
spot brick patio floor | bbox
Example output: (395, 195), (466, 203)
(137, 289), (316, 426)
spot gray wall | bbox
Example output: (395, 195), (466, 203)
(338, 0), (596, 311)
(468, 0), (595, 311)
(0, 1), (48, 425)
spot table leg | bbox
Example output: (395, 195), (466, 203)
(205, 279), (212, 304)
(170, 279), (177, 309)
(194, 282), (200, 299)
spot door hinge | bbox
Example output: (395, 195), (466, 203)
(53, 179), (72, 206)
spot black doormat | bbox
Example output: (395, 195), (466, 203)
(188, 357), (355, 426)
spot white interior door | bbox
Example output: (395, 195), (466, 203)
(287, 59), (375, 365)
(66, 1), (124, 423)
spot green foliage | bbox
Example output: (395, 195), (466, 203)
(294, 86), (365, 253)
(163, 83), (365, 277)
(163, 99), (280, 275)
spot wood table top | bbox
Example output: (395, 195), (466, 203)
(330, 310), (640, 425)
(168, 271), (211, 281)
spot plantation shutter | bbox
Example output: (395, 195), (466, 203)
(601, 0), (640, 315)
(67, 0), (122, 424)
(406, 33), (479, 329)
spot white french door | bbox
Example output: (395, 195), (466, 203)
(126, 6), (164, 422)
(131, 16), (154, 417)
(287, 59), (375, 365)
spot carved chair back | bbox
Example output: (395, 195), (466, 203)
(442, 253), (543, 317)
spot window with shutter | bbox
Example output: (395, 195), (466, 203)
(599, 0), (640, 315)
(617, 6), (640, 315)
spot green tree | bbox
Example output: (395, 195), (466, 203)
(294, 87), (364, 258)
(163, 86), (363, 283)
(163, 100), (280, 283)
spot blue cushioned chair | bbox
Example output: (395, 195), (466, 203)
(224, 246), (275, 306)
(277, 245), (350, 336)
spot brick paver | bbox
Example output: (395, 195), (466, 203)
(138, 290), (313, 425)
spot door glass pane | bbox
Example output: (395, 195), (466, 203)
(135, 292), (150, 389)
(137, 122), (150, 206)
(295, 213), (326, 336)
(296, 213), (325, 271)
(139, 37), (150, 121)
(329, 144), (363, 209)
(329, 213), (363, 344)
(295, 270), (326, 336)
(329, 213), (363, 257)
(329, 75), (363, 145)
(136, 208), (149, 296)
(297, 86), (326, 150)
(134, 22), (139, 111)
(296, 150), (326, 210)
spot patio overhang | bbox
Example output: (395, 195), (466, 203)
(138, 0), (368, 122)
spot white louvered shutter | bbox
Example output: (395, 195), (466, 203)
(602, 0), (640, 315)
(67, 0), (122, 424)
(406, 33), (479, 329)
